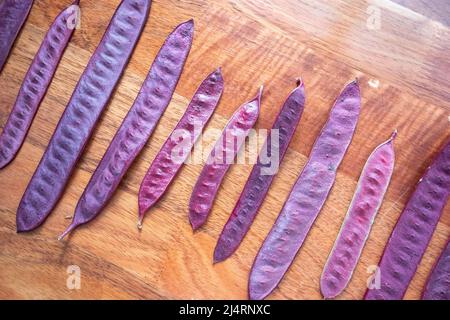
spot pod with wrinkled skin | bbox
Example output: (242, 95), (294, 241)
(0, 1), (78, 169)
(58, 19), (194, 239)
(188, 87), (262, 230)
(320, 131), (397, 299)
(422, 238), (450, 300)
(249, 80), (361, 300)
(365, 138), (450, 300)
(0, 0), (34, 72)
(137, 68), (223, 225)
(213, 79), (306, 263)
(16, 0), (151, 232)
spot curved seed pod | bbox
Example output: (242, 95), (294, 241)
(249, 80), (361, 300)
(0, 1), (78, 169)
(188, 87), (262, 230)
(137, 68), (223, 225)
(213, 79), (306, 263)
(365, 138), (450, 300)
(422, 237), (450, 300)
(16, 0), (152, 232)
(0, 0), (34, 72)
(58, 20), (195, 239)
(320, 131), (397, 299)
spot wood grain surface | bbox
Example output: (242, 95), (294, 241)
(0, 0), (449, 300)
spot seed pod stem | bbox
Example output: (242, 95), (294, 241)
(188, 87), (263, 230)
(136, 67), (224, 225)
(0, 1), (78, 169)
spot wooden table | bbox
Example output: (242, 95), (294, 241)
(0, 0), (449, 300)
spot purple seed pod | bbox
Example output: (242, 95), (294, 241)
(58, 19), (195, 240)
(137, 68), (223, 226)
(249, 80), (361, 300)
(0, 0), (34, 72)
(0, 0), (79, 169)
(16, 0), (152, 232)
(321, 131), (397, 299)
(422, 237), (450, 300)
(188, 87), (263, 230)
(365, 137), (450, 300)
(213, 79), (306, 263)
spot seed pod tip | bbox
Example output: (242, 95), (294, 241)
(257, 85), (264, 99)
(391, 129), (398, 140)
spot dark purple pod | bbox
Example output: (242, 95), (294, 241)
(16, 0), (152, 232)
(422, 238), (450, 300)
(188, 87), (262, 230)
(321, 131), (397, 299)
(59, 19), (194, 239)
(249, 80), (361, 300)
(0, 0), (34, 72)
(365, 138), (450, 300)
(138, 67), (223, 226)
(213, 79), (306, 263)
(0, 0), (78, 169)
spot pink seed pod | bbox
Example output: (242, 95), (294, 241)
(422, 237), (450, 300)
(365, 137), (450, 300)
(137, 68), (223, 226)
(0, 0), (78, 169)
(58, 19), (194, 240)
(249, 80), (361, 300)
(320, 131), (397, 299)
(188, 87), (263, 230)
(214, 79), (306, 263)
(16, 0), (151, 232)
(0, 0), (34, 72)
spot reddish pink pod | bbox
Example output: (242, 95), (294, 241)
(320, 131), (397, 299)
(214, 80), (306, 263)
(365, 137), (450, 300)
(0, 0), (34, 72)
(422, 237), (450, 300)
(0, 1), (78, 169)
(137, 68), (224, 225)
(188, 87), (262, 230)
(249, 80), (361, 300)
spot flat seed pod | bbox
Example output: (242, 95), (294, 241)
(365, 138), (450, 300)
(16, 0), (151, 232)
(214, 79), (306, 263)
(320, 131), (397, 299)
(249, 80), (361, 300)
